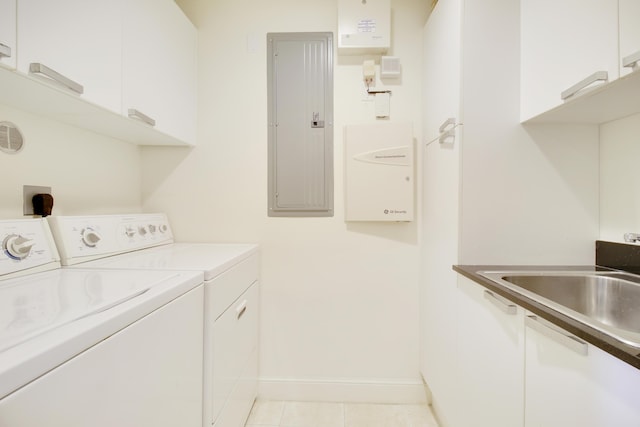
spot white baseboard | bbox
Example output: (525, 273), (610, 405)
(258, 377), (427, 404)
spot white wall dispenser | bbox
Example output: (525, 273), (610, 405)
(344, 123), (414, 221)
(338, 0), (390, 54)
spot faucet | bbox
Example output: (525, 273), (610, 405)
(624, 233), (640, 243)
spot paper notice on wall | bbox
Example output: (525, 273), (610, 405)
(357, 19), (377, 32)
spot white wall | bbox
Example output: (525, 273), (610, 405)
(142, 0), (429, 402)
(600, 113), (640, 243)
(0, 104), (142, 219)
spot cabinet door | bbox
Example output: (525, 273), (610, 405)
(525, 314), (640, 427)
(122, 0), (197, 145)
(422, 0), (461, 141)
(0, 0), (16, 69)
(211, 282), (259, 426)
(457, 276), (525, 427)
(520, 0), (618, 121)
(420, 1), (462, 426)
(16, 0), (123, 112)
(619, 0), (640, 77)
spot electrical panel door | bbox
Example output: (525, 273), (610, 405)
(267, 32), (334, 217)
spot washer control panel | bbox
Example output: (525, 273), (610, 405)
(48, 214), (174, 265)
(0, 219), (60, 278)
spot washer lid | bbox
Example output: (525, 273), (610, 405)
(0, 268), (203, 399)
(1, 269), (155, 353)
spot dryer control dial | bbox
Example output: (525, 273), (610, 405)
(81, 228), (102, 247)
(125, 226), (136, 238)
(3, 234), (35, 259)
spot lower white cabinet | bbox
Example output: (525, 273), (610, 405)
(524, 313), (640, 427)
(456, 276), (524, 427)
(457, 273), (640, 427)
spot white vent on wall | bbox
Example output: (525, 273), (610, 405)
(381, 56), (401, 78)
(0, 121), (24, 154)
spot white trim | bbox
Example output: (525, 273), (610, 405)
(258, 377), (427, 404)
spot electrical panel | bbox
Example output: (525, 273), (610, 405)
(344, 123), (414, 221)
(267, 33), (334, 217)
(338, 0), (391, 54)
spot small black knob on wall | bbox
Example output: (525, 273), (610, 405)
(32, 193), (54, 217)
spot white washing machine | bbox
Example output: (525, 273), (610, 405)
(0, 218), (205, 427)
(48, 213), (260, 427)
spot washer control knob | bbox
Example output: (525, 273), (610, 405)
(4, 235), (35, 259)
(148, 224), (157, 234)
(125, 226), (136, 238)
(159, 224), (168, 233)
(138, 226), (148, 237)
(81, 228), (101, 247)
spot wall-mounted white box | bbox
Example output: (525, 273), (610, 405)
(344, 123), (414, 221)
(381, 56), (401, 78)
(338, 0), (390, 54)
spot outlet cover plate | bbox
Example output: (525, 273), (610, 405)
(23, 185), (51, 215)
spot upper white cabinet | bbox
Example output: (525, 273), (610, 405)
(619, 0), (640, 77)
(123, 0), (197, 145)
(525, 313), (640, 427)
(520, 0), (619, 122)
(0, 0), (16, 69)
(17, 0), (124, 113)
(0, 0), (196, 146)
(456, 276), (525, 427)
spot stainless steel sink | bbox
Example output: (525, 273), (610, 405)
(478, 270), (640, 348)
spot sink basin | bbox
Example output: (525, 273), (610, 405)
(478, 270), (640, 348)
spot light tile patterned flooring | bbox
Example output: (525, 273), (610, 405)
(245, 400), (440, 427)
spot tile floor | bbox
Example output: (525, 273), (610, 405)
(244, 400), (440, 427)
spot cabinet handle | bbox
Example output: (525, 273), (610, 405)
(29, 63), (84, 95)
(526, 315), (588, 356)
(622, 50), (640, 71)
(483, 290), (517, 315)
(438, 117), (456, 145)
(0, 43), (11, 59)
(438, 117), (456, 133)
(128, 109), (156, 127)
(439, 128), (455, 145)
(236, 299), (248, 319)
(560, 70), (608, 101)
